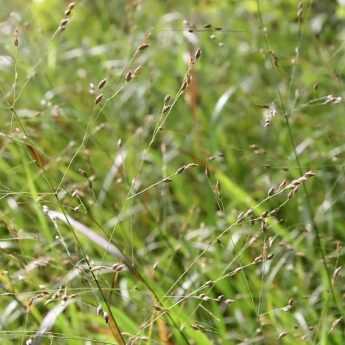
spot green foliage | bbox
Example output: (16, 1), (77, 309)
(1, 0), (345, 344)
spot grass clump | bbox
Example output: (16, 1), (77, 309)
(0, 1), (345, 344)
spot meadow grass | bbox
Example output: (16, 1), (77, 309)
(0, 1), (345, 344)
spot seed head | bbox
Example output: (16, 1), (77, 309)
(60, 18), (69, 28)
(125, 71), (133, 82)
(199, 293), (210, 301)
(184, 163), (198, 170)
(278, 179), (288, 190)
(267, 186), (275, 196)
(332, 266), (342, 284)
(278, 331), (288, 339)
(216, 294), (224, 302)
(236, 211), (244, 223)
(231, 267), (242, 276)
(330, 317), (343, 333)
(97, 79), (107, 90)
(195, 48), (202, 61)
(304, 170), (315, 178)
(138, 43), (150, 51)
(95, 94), (103, 104)
(133, 65), (142, 76)
(14, 29), (19, 47)
(68, 2), (76, 10)
(96, 305), (103, 316)
(224, 298), (235, 305)
(176, 166), (185, 175)
(164, 95), (171, 104)
(112, 263), (125, 272)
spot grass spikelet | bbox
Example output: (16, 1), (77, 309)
(97, 79), (107, 90)
(95, 94), (103, 104)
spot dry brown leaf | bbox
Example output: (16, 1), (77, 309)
(26, 144), (47, 168)
(157, 318), (174, 345)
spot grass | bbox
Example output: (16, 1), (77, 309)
(1, 0), (345, 344)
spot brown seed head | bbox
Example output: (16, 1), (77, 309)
(14, 29), (19, 47)
(96, 305), (103, 316)
(138, 43), (150, 51)
(98, 79), (107, 90)
(60, 18), (69, 27)
(68, 2), (76, 10)
(195, 48), (202, 60)
(125, 71), (133, 82)
(95, 94), (103, 104)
